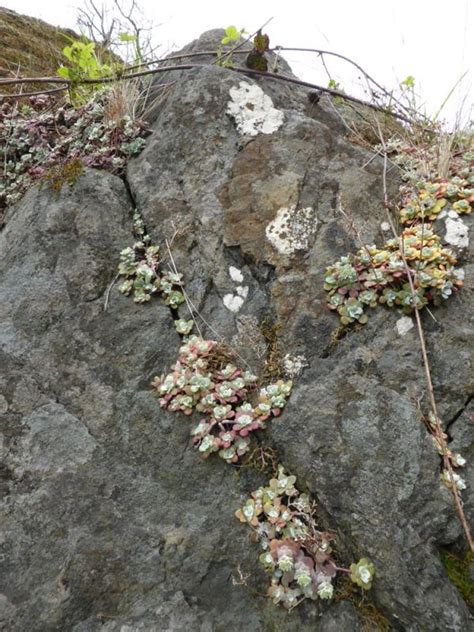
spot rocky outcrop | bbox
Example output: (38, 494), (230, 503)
(1, 30), (472, 631)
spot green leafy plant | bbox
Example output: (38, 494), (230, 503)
(58, 39), (115, 103)
(235, 466), (375, 609)
(326, 79), (345, 105)
(328, 79), (341, 91)
(401, 75), (415, 90)
(221, 25), (243, 45)
(216, 25), (246, 68)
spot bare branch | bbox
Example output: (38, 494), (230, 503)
(0, 63), (419, 126)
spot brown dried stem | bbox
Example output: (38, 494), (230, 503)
(0, 63), (417, 125)
(375, 122), (473, 552)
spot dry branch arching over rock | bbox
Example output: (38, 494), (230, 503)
(0, 27), (473, 632)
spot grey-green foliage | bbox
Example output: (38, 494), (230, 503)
(118, 211), (185, 307)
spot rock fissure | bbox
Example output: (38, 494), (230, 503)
(0, 27), (472, 632)
(446, 394), (474, 436)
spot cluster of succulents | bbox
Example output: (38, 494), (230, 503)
(235, 465), (375, 608)
(384, 137), (472, 224)
(0, 92), (149, 211)
(326, 134), (472, 325)
(324, 225), (463, 324)
(117, 211), (188, 316)
(152, 337), (292, 463)
(399, 176), (473, 224)
(118, 241), (186, 308)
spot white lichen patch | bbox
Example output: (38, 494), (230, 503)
(265, 206), (318, 256)
(223, 293), (245, 313)
(224, 265), (249, 313)
(283, 354), (308, 378)
(227, 81), (284, 136)
(396, 316), (414, 337)
(229, 266), (244, 283)
(236, 286), (249, 299)
(445, 213), (469, 249)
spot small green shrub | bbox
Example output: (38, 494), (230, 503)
(58, 39), (115, 103)
(216, 25), (246, 68)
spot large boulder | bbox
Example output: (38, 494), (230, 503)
(1, 30), (472, 631)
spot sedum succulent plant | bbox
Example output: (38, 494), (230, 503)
(236, 466), (375, 609)
(350, 558), (376, 590)
(325, 134), (472, 325)
(325, 225), (464, 325)
(117, 220), (191, 310)
(0, 93), (149, 213)
(152, 336), (292, 464)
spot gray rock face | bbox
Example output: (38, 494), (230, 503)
(1, 30), (473, 631)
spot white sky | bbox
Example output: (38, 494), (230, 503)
(2, 0), (473, 127)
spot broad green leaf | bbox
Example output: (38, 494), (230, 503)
(119, 32), (137, 42)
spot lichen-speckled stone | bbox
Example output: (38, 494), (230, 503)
(1, 29), (473, 631)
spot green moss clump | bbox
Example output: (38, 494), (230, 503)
(42, 158), (84, 194)
(440, 549), (474, 610)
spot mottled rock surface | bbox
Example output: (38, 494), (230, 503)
(1, 30), (473, 631)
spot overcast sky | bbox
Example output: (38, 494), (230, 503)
(2, 0), (473, 127)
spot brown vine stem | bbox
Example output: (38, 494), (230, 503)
(0, 63), (417, 126)
(375, 120), (474, 553)
(274, 47), (417, 121)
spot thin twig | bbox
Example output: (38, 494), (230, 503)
(0, 86), (68, 99)
(164, 237), (203, 338)
(275, 47), (416, 120)
(376, 122), (474, 552)
(121, 49), (252, 74)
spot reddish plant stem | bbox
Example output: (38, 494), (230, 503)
(376, 125), (473, 552)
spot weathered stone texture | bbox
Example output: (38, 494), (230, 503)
(1, 30), (472, 631)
